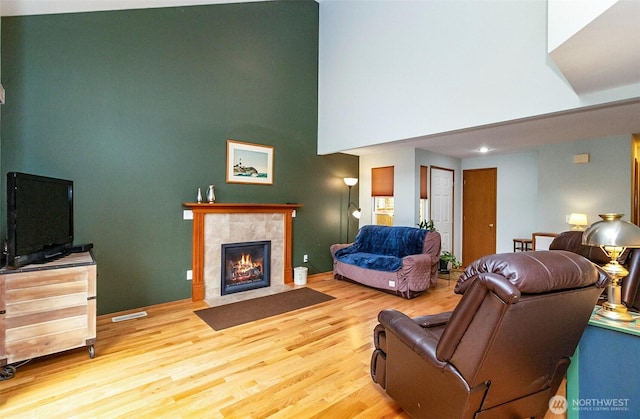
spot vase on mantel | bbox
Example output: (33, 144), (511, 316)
(207, 185), (216, 203)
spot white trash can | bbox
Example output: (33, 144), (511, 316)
(294, 266), (308, 285)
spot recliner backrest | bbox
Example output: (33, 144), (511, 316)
(549, 230), (610, 264)
(550, 230), (640, 311)
(436, 251), (608, 410)
(622, 249), (640, 311)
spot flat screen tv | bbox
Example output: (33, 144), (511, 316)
(6, 172), (74, 268)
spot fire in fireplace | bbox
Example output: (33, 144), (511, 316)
(221, 240), (271, 295)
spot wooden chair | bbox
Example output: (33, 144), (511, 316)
(532, 232), (558, 250)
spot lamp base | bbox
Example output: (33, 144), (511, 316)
(597, 302), (635, 321)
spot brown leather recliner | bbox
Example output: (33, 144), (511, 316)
(549, 230), (640, 312)
(371, 251), (608, 419)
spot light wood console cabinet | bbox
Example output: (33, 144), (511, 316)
(0, 251), (96, 366)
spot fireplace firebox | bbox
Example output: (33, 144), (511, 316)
(221, 240), (271, 295)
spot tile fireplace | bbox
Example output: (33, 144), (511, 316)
(221, 240), (271, 295)
(183, 203), (302, 301)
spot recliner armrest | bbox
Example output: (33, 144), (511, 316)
(378, 309), (447, 367)
(412, 311), (452, 328)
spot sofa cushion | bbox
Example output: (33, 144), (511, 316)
(335, 252), (405, 272)
(335, 225), (428, 272)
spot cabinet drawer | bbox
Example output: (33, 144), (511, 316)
(5, 326), (91, 363)
(6, 293), (88, 316)
(4, 266), (94, 305)
(6, 282), (88, 304)
(6, 314), (88, 342)
(4, 265), (93, 291)
(5, 305), (88, 331)
(0, 252), (97, 365)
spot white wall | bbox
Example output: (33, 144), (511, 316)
(416, 149), (462, 258)
(318, 0), (635, 262)
(460, 135), (631, 255)
(317, 0), (639, 155)
(536, 135), (632, 231)
(463, 151), (539, 254)
(355, 135), (632, 262)
(359, 148), (417, 227)
(358, 148), (462, 256)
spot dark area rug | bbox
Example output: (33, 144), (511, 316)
(195, 287), (335, 331)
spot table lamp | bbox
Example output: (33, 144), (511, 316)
(568, 213), (588, 230)
(582, 213), (640, 321)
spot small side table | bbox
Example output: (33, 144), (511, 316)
(513, 238), (532, 252)
(438, 268), (465, 287)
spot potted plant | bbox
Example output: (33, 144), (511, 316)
(439, 251), (462, 273)
(418, 219), (436, 231)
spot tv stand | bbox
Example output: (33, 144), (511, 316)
(0, 251), (97, 370)
(34, 250), (69, 265)
(71, 243), (93, 253)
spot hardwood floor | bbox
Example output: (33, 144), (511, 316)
(0, 274), (563, 418)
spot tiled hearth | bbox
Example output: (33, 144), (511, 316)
(183, 203), (301, 303)
(206, 283), (296, 307)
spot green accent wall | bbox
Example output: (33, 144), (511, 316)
(1, 1), (358, 314)
(0, 14), (2, 185)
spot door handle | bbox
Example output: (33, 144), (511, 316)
(489, 223), (494, 228)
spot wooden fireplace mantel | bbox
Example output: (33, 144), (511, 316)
(183, 203), (302, 301)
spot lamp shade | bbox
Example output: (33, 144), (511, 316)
(568, 213), (588, 226)
(582, 214), (640, 248)
(344, 177), (358, 187)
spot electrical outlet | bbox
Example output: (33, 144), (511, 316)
(303, 254), (308, 263)
(186, 270), (192, 280)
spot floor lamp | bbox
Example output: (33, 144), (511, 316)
(344, 177), (360, 242)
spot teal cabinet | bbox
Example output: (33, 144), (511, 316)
(567, 308), (640, 418)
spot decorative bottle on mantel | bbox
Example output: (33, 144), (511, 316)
(197, 188), (203, 203)
(207, 185), (216, 203)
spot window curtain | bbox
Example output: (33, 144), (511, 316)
(372, 166), (394, 196)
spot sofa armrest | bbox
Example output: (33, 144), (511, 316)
(330, 243), (350, 259)
(378, 309), (447, 367)
(401, 253), (439, 267)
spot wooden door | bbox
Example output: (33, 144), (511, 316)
(462, 168), (497, 266)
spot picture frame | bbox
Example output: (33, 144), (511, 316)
(226, 139), (274, 185)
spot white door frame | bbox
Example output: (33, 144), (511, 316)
(430, 167), (454, 253)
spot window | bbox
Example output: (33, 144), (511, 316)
(373, 196), (394, 225)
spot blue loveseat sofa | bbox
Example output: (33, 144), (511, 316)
(330, 225), (441, 298)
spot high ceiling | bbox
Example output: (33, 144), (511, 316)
(2, 0), (639, 158)
(333, 0), (640, 158)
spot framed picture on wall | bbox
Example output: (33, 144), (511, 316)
(226, 139), (274, 185)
